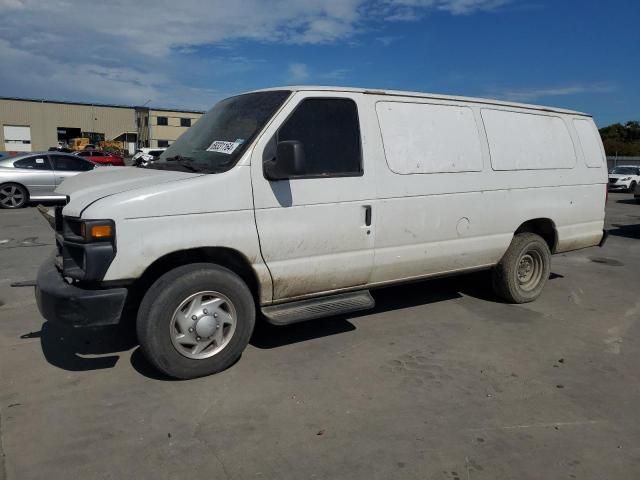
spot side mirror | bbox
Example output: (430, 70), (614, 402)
(264, 140), (306, 180)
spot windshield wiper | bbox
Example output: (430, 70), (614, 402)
(145, 154), (224, 174)
(166, 154), (193, 162)
(162, 155), (200, 172)
(146, 160), (200, 173)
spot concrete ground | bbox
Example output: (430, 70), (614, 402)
(1, 193), (639, 480)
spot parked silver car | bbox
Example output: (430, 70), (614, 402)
(0, 152), (96, 209)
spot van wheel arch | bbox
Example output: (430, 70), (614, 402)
(514, 218), (557, 253)
(133, 247), (260, 306)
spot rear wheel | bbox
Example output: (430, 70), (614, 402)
(492, 233), (551, 303)
(0, 183), (28, 209)
(136, 263), (255, 379)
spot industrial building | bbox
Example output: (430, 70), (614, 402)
(0, 97), (203, 154)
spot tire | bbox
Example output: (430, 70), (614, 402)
(0, 183), (28, 209)
(629, 181), (637, 194)
(492, 233), (551, 304)
(136, 263), (255, 379)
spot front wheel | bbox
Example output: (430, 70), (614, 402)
(492, 233), (551, 303)
(629, 181), (637, 193)
(136, 263), (256, 379)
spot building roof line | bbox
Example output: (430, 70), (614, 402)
(0, 96), (204, 114)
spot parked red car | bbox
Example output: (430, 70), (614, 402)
(75, 150), (125, 166)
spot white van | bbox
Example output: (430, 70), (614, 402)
(34, 86), (608, 378)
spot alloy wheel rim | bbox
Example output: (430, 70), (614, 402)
(0, 186), (25, 207)
(169, 290), (237, 360)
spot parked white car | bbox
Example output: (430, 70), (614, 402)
(608, 165), (640, 192)
(34, 86), (608, 379)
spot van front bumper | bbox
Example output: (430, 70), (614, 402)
(35, 255), (127, 328)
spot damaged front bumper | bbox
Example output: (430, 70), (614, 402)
(35, 254), (127, 327)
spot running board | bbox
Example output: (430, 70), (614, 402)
(262, 290), (375, 326)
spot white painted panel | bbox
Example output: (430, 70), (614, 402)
(481, 109), (576, 170)
(573, 119), (604, 168)
(370, 183), (605, 283)
(3, 125), (32, 152)
(250, 91), (375, 301)
(376, 102), (482, 174)
(4, 125), (31, 141)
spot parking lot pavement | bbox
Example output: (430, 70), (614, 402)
(1, 193), (639, 480)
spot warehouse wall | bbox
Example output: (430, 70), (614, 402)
(0, 99), (136, 151)
(149, 109), (201, 148)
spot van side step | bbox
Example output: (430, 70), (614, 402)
(262, 290), (375, 326)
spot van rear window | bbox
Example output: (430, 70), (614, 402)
(376, 101), (483, 174)
(481, 109), (576, 171)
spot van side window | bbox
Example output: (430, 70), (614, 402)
(376, 102), (483, 174)
(573, 119), (604, 168)
(277, 98), (362, 177)
(482, 109), (576, 171)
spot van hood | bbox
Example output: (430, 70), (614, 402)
(57, 167), (202, 217)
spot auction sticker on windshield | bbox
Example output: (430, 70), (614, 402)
(206, 140), (241, 154)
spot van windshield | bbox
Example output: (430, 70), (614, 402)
(149, 90), (291, 173)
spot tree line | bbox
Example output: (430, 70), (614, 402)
(599, 121), (640, 157)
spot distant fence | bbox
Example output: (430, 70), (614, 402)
(607, 156), (640, 170)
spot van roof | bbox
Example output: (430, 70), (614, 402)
(251, 85), (590, 117)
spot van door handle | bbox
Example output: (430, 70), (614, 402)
(364, 205), (372, 226)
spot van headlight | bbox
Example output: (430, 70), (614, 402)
(64, 219), (115, 243)
(80, 220), (115, 241)
(57, 218), (117, 281)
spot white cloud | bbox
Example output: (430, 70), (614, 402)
(0, 39), (219, 110)
(0, 0), (365, 57)
(286, 65), (351, 83)
(0, 0), (515, 106)
(0, 0), (513, 57)
(0, 0), (26, 7)
(489, 83), (617, 102)
(288, 63), (310, 82)
(384, 0), (512, 16)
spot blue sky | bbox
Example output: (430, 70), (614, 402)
(0, 0), (637, 126)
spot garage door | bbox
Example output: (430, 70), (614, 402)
(3, 125), (32, 152)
